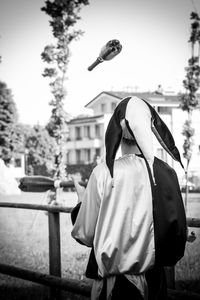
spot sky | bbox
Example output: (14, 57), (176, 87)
(0, 0), (200, 125)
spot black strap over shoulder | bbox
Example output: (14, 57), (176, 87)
(144, 156), (187, 266)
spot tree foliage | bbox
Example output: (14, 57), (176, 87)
(25, 125), (57, 176)
(0, 51), (57, 175)
(11, 122), (58, 177)
(41, 0), (89, 179)
(0, 81), (19, 164)
(180, 12), (200, 164)
(67, 163), (94, 182)
(179, 12), (200, 210)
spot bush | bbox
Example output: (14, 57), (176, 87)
(67, 163), (96, 182)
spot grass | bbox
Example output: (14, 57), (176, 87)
(0, 191), (200, 299)
(0, 191), (91, 299)
(175, 193), (200, 294)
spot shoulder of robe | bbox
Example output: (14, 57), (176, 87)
(154, 156), (175, 173)
(153, 156), (180, 185)
(93, 162), (109, 177)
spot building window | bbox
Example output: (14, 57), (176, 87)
(111, 102), (116, 111)
(14, 158), (21, 167)
(95, 124), (101, 138)
(101, 103), (106, 113)
(95, 148), (101, 157)
(76, 149), (81, 163)
(84, 125), (91, 138)
(75, 127), (81, 140)
(66, 151), (70, 164)
(85, 149), (91, 162)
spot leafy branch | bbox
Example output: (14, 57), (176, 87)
(41, 0), (89, 179)
(179, 12), (200, 210)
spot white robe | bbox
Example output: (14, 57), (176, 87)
(71, 154), (155, 299)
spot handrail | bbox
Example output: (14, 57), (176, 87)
(0, 202), (72, 213)
(0, 175), (199, 299)
(0, 202), (199, 227)
(1, 262), (200, 300)
(0, 200), (199, 299)
(0, 263), (91, 296)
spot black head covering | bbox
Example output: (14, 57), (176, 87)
(105, 97), (184, 179)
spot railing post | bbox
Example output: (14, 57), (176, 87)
(48, 200), (61, 300)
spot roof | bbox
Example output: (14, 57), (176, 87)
(85, 91), (121, 108)
(85, 90), (180, 108)
(68, 114), (104, 125)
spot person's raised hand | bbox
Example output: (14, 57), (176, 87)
(71, 175), (85, 203)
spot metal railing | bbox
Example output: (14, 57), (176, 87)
(0, 176), (200, 300)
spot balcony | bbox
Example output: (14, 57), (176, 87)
(66, 138), (102, 150)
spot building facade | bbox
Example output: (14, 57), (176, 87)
(66, 91), (200, 184)
(66, 114), (105, 165)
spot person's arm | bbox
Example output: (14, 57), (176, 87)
(71, 170), (101, 247)
(71, 202), (82, 226)
(70, 177), (84, 244)
(70, 176), (84, 227)
(71, 176), (85, 203)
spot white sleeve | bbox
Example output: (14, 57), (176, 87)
(71, 170), (101, 247)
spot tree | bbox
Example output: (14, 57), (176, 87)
(41, 0), (89, 179)
(25, 125), (57, 176)
(14, 123), (32, 154)
(0, 81), (19, 164)
(67, 155), (99, 182)
(179, 12), (200, 210)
